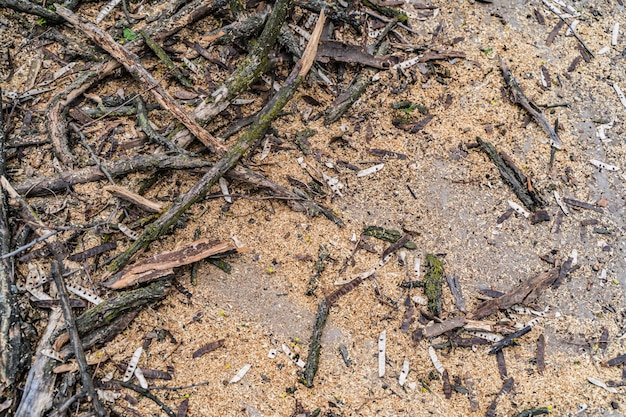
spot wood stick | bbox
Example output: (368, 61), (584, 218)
(0, 88), (23, 391)
(499, 56), (563, 149)
(55, 5), (225, 153)
(51, 262), (107, 417)
(15, 153), (212, 196)
(104, 185), (164, 213)
(108, 7), (325, 273)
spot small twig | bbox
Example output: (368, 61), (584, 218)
(135, 96), (189, 154)
(149, 381), (211, 390)
(112, 379), (176, 417)
(70, 123), (115, 185)
(541, 0), (594, 58)
(499, 56), (562, 149)
(1, 230), (61, 259)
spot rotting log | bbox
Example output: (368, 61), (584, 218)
(108, 8), (325, 272)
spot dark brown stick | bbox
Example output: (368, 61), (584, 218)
(51, 262), (106, 417)
(499, 56), (562, 149)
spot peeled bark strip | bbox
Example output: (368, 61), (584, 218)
(469, 268), (559, 320)
(108, 8), (325, 272)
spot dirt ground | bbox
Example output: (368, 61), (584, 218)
(2, 0), (626, 416)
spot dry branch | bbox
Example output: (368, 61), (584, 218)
(499, 56), (562, 149)
(55, 5), (225, 153)
(15, 153), (212, 196)
(108, 8), (326, 272)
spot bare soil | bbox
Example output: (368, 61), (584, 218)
(1, 1), (626, 416)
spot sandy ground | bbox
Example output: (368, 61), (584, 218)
(2, 0), (626, 416)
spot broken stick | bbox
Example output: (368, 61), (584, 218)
(499, 56), (562, 149)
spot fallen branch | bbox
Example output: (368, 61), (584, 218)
(0, 89), (23, 394)
(108, 8), (325, 272)
(499, 56), (562, 149)
(14, 153), (212, 196)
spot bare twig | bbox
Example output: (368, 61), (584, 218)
(51, 262), (106, 417)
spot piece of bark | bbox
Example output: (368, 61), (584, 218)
(537, 334), (546, 374)
(316, 40), (397, 69)
(104, 240), (240, 289)
(496, 350), (508, 379)
(603, 353), (626, 368)
(14, 309), (65, 417)
(446, 274), (466, 313)
(192, 339), (225, 358)
(469, 268), (559, 320)
(424, 316), (466, 338)
(485, 377), (514, 417)
(476, 137), (544, 211)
